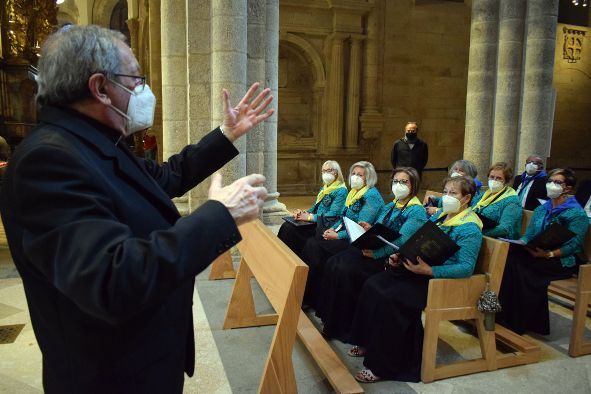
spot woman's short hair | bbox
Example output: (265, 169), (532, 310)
(36, 25), (126, 106)
(442, 175), (476, 202)
(322, 160), (344, 182)
(392, 167), (420, 197)
(488, 162), (513, 183)
(548, 168), (577, 188)
(449, 160), (478, 178)
(350, 161), (378, 188)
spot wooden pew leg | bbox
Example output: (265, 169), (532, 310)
(209, 251), (236, 280)
(569, 291), (591, 357)
(475, 317), (497, 371)
(223, 258), (278, 329)
(421, 311), (440, 383)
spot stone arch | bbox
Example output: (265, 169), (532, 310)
(92, 0), (120, 27)
(279, 33), (325, 88)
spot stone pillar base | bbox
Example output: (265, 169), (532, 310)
(262, 192), (290, 225)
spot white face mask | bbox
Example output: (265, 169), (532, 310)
(108, 82), (156, 137)
(546, 182), (563, 199)
(442, 194), (462, 213)
(322, 172), (335, 185)
(488, 179), (504, 193)
(525, 162), (539, 176)
(350, 175), (364, 189)
(392, 183), (410, 200)
(451, 171), (463, 178)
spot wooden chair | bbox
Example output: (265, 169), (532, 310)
(421, 236), (540, 382)
(521, 207), (591, 357)
(222, 220), (363, 393)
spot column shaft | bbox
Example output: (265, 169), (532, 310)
(492, 0), (526, 170)
(463, 0), (499, 179)
(517, 0), (559, 167)
(345, 36), (362, 149)
(325, 35), (346, 149)
(148, 0), (162, 161)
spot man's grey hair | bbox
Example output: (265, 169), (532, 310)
(36, 25), (127, 106)
(449, 159), (478, 178)
(350, 161), (378, 188)
(322, 160), (345, 183)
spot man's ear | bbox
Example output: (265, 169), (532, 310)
(88, 73), (110, 105)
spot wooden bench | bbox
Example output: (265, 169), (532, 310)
(421, 236), (540, 382)
(221, 220), (363, 393)
(521, 208), (591, 357)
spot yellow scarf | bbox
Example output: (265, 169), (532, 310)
(435, 207), (483, 230)
(315, 180), (347, 203)
(473, 186), (517, 210)
(345, 186), (369, 207)
(394, 196), (422, 209)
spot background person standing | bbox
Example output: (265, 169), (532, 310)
(390, 121), (428, 176)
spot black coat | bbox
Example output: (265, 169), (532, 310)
(390, 138), (428, 173)
(0, 106), (241, 393)
(575, 180), (591, 208)
(513, 173), (548, 211)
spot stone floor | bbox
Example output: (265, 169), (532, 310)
(1, 196), (591, 393)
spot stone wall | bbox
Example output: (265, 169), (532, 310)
(549, 24), (591, 181)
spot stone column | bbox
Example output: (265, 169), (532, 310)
(491, 0), (526, 170)
(161, 0), (189, 214)
(463, 0), (499, 179)
(126, 18), (140, 59)
(148, 0), (162, 162)
(325, 34), (347, 149)
(345, 35), (363, 149)
(211, 1), (248, 183)
(517, 0), (559, 168)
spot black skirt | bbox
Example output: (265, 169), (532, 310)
(276, 221), (316, 258)
(315, 248), (385, 342)
(348, 269), (430, 382)
(498, 245), (578, 335)
(300, 236), (351, 308)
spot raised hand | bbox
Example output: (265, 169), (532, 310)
(208, 173), (268, 226)
(222, 82), (275, 141)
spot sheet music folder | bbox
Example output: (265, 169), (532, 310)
(397, 220), (459, 266)
(282, 216), (316, 227)
(529, 223), (576, 250)
(343, 217), (399, 250)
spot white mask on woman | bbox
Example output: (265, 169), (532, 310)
(322, 172), (335, 185)
(451, 171), (462, 178)
(442, 195), (462, 213)
(546, 182), (563, 199)
(350, 175), (364, 189)
(392, 183), (410, 200)
(488, 179), (504, 193)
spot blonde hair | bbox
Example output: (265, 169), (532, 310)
(322, 160), (344, 182)
(350, 161), (378, 188)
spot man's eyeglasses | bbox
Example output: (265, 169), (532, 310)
(526, 160), (543, 166)
(113, 73), (147, 92)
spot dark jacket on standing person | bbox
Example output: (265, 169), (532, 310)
(390, 138), (428, 174)
(0, 105), (241, 393)
(513, 171), (548, 211)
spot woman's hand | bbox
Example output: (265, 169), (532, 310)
(402, 256), (433, 276)
(525, 246), (548, 259)
(323, 228), (339, 240)
(426, 206), (439, 216)
(388, 253), (401, 268)
(292, 209), (303, 219)
(222, 82), (275, 141)
(358, 221), (372, 231)
(423, 194), (434, 205)
(362, 249), (374, 258)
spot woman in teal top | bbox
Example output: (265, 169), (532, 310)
(277, 160), (347, 257)
(471, 162), (522, 240)
(315, 167), (427, 341)
(499, 168), (589, 335)
(301, 161), (384, 308)
(346, 175), (483, 383)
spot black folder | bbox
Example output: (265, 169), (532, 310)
(397, 220), (460, 266)
(528, 223), (576, 250)
(343, 217), (399, 250)
(281, 216), (316, 227)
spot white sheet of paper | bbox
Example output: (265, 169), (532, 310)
(499, 238), (526, 245)
(376, 235), (400, 251)
(538, 198), (548, 205)
(343, 216), (365, 242)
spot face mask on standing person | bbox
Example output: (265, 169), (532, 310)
(107, 80), (156, 137)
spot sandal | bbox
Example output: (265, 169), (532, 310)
(347, 346), (367, 357)
(355, 368), (381, 383)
